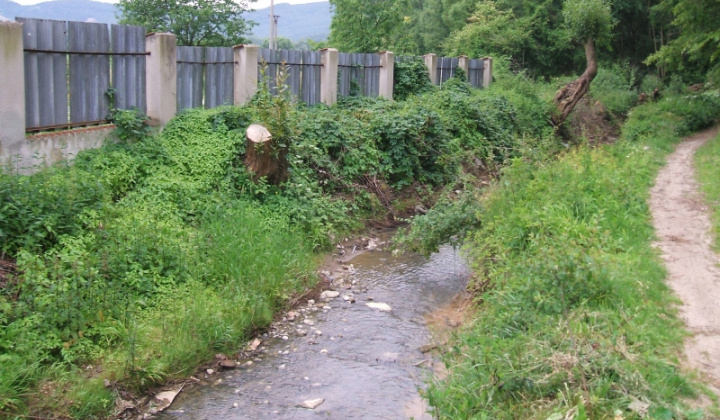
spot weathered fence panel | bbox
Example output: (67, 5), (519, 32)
(257, 48), (321, 105)
(258, 48), (302, 98)
(437, 56), (459, 85)
(468, 58), (485, 89)
(69, 21), (110, 125)
(302, 50), (321, 105)
(18, 18), (68, 130)
(338, 52), (381, 97)
(258, 48), (280, 93)
(19, 18), (147, 131)
(205, 47), (234, 108)
(177, 46), (204, 111)
(286, 49), (303, 99)
(111, 24), (146, 112)
(176, 46), (235, 110)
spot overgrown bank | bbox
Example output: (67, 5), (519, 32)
(695, 129), (720, 251)
(0, 67), (549, 418)
(413, 89), (720, 418)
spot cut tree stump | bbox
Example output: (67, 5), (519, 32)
(244, 123), (288, 185)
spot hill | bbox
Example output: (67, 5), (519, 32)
(0, 0), (331, 41)
(247, 2), (331, 42)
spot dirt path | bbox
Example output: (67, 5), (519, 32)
(649, 127), (720, 394)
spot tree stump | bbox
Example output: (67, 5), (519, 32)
(244, 124), (289, 185)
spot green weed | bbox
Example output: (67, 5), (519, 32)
(425, 92), (720, 418)
(695, 131), (720, 250)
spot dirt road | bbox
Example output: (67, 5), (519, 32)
(649, 127), (720, 394)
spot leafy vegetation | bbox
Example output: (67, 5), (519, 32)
(647, 0), (720, 83)
(117, 0), (254, 46)
(403, 90), (720, 419)
(0, 72), (551, 417)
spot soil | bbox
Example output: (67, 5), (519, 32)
(649, 127), (720, 396)
(567, 96), (621, 145)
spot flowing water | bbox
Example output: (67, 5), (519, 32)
(157, 238), (469, 420)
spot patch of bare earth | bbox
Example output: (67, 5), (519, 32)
(649, 127), (720, 398)
(568, 96), (620, 144)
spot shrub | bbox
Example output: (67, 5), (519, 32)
(590, 66), (638, 115)
(394, 57), (433, 101)
(426, 92), (720, 420)
(0, 167), (107, 255)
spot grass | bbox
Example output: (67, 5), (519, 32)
(2, 73), (552, 417)
(695, 131), (720, 251)
(1, 201), (316, 417)
(426, 92), (720, 419)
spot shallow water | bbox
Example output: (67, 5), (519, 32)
(157, 240), (468, 420)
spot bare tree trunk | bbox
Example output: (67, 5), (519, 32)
(553, 38), (599, 126)
(244, 124), (289, 185)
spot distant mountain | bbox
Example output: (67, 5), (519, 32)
(0, 0), (118, 23)
(0, 0), (331, 41)
(247, 2), (331, 42)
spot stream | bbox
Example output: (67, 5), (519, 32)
(156, 235), (469, 419)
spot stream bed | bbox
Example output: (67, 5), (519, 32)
(156, 237), (469, 419)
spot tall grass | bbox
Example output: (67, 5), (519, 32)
(0, 201), (315, 416)
(695, 131), (720, 250)
(428, 92), (720, 419)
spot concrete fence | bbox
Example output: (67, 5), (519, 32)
(0, 20), (492, 172)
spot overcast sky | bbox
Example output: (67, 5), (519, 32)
(11, 0), (326, 8)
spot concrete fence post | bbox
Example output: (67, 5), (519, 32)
(320, 48), (338, 106)
(0, 22), (26, 162)
(234, 44), (259, 105)
(424, 53), (437, 85)
(483, 56), (493, 88)
(379, 51), (394, 100)
(458, 55), (469, 78)
(145, 33), (177, 129)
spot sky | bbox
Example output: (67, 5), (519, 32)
(10, 0), (326, 7)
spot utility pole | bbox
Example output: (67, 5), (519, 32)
(269, 0), (275, 49)
(273, 15), (280, 48)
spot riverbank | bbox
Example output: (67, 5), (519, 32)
(1, 71), (551, 418)
(141, 231), (468, 419)
(424, 92), (720, 419)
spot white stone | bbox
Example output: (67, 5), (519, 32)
(299, 398), (325, 409)
(366, 302), (392, 312)
(320, 290), (340, 299)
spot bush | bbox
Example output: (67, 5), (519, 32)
(426, 92), (720, 419)
(590, 66), (638, 115)
(0, 167), (107, 255)
(623, 90), (720, 142)
(394, 58), (433, 101)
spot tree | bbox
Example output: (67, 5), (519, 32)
(553, 0), (614, 125)
(435, 0), (579, 78)
(328, 0), (405, 52)
(261, 37), (295, 50)
(647, 0), (720, 82)
(118, 0), (256, 46)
